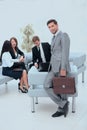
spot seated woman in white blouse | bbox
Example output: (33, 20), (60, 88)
(0, 40), (29, 93)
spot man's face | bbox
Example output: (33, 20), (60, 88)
(34, 40), (40, 47)
(47, 22), (58, 34)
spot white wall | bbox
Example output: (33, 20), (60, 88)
(0, 0), (87, 54)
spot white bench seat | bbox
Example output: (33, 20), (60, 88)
(27, 52), (86, 113)
(0, 66), (13, 86)
(0, 74), (13, 85)
(28, 65), (78, 113)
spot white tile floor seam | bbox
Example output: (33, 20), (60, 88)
(0, 69), (87, 130)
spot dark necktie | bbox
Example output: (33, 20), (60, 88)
(37, 46), (40, 51)
(37, 47), (41, 56)
(51, 35), (55, 50)
(53, 35), (55, 40)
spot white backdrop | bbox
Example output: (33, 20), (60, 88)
(0, 0), (87, 54)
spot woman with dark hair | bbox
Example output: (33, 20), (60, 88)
(10, 37), (24, 58)
(1, 40), (29, 93)
(10, 37), (26, 70)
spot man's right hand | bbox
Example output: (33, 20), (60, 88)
(34, 63), (38, 68)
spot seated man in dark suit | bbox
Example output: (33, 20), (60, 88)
(29, 35), (51, 71)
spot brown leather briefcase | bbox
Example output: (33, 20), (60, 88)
(53, 76), (76, 94)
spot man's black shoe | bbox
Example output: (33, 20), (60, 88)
(52, 101), (69, 118)
(52, 111), (64, 117)
(63, 101), (69, 117)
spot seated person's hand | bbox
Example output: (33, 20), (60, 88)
(34, 63), (38, 68)
(19, 56), (24, 62)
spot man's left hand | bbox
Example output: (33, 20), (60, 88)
(60, 69), (66, 77)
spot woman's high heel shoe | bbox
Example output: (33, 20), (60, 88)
(18, 83), (28, 93)
(18, 85), (27, 93)
(23, 87), (28, 93)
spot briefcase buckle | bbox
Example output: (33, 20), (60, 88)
(62, 85), (66, 88)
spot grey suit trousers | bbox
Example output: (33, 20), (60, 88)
(44, 70), (68, 108)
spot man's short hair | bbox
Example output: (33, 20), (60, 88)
(32, 36), (40, 42)
(47, 19), (58, 25)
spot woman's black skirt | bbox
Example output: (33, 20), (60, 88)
(12, 62), (26, 70)
(2, 67), (23, 80)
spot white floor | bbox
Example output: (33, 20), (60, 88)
(0, 70), (87, 130)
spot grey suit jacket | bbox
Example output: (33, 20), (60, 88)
(50, 31), (71, 73)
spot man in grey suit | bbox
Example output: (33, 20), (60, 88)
(44, 19), (71, 117)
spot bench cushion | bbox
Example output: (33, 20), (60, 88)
(69, 52), (86, 68)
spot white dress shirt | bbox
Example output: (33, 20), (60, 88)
(39, 43), (46, 62)
(2, 52), (19, 67)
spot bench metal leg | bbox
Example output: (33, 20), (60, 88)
(72, 97), (76, 113)
(82, 72), (84, 83)
(35, 97), (38, 104)
(5, 82), (7, 87)
(5, 82), (8, 92)
(31, 97), (35, 113)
